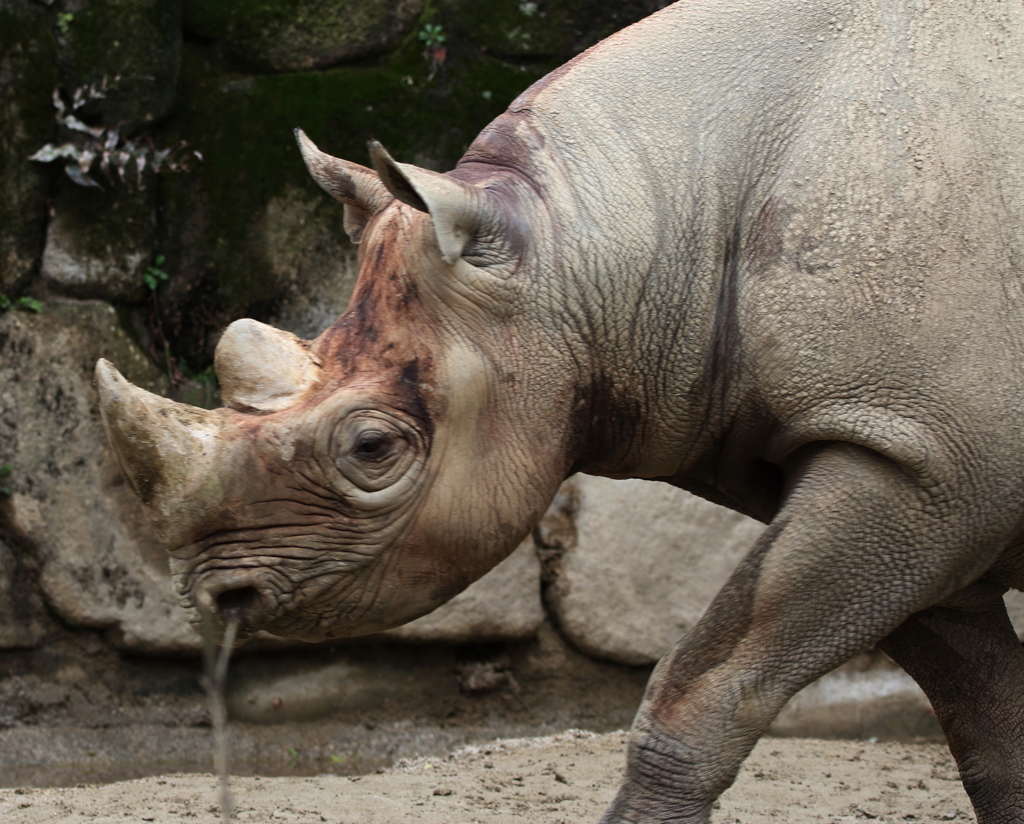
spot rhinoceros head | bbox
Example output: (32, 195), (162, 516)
(96, 130), (574, 643)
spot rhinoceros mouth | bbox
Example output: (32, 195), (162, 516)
(213, 587), (263, 635)
(189, 568), (276, 642)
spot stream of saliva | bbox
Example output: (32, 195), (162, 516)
(201, 615), (241, 824)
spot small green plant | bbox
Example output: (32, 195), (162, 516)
(418, 23), (447, 80)
(56, 12), (74, 35)
(419, 23), (446, 51)
(0, 464), (12, 496)
(286, 747), (300, 768)
(143, 255), (169, 290)
(142, 254), (176, 380)
(0, 295), (42, 313)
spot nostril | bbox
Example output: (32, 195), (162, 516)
(216, 586), (261, 629)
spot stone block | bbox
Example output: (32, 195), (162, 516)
(0, 299), (198, 653)
(184, 0), (425, 73)
(41, 180), (156, 302)
(382, 538), (544, 643)
(57, 0), (182, 134)
(543, 474), (764, 665)
(437, 0), (671, 60)
(225, 654), (452, 724)
(0, 0), (59, 295)
(542, 474), (1024, 673)
(258, 184), (360, 341)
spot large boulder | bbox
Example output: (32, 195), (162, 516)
(0, 0), (58, 296)
(770, 651), (939, 740)
(254, 184), (360, 341)
(542, 474), (1024, 666)
(0, 300), (197, 652)
(184, 0), (425, 73)
(541, 475), (765, 665)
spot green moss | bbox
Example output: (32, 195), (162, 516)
(436, 0), (664, 60)
(183, 0), (425, 73)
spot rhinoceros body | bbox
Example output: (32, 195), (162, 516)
(97, 0), (1024, 821)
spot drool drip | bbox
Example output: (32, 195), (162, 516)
(201, 615), (240, 824)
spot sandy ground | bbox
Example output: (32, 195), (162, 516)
(0, 731), (971, 824)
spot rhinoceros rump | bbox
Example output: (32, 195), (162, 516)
(97, 0), (1024, 821)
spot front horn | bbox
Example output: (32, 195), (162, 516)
(96, 359), (228, 550)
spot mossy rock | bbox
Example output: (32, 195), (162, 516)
(0, 0), (59, 295)
(56, 0), (182, 134)
(184, 0), (425, 73)
(153, 41), (550, 363)
(436, 0), (672, 60)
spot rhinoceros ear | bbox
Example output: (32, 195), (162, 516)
(294, 128), (391, 243)
(368, 140), (486, 266)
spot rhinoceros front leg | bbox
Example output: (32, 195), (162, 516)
(601, 441), (1005, 824)
(879, 587), (1024, 824)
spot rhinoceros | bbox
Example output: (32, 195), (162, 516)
(95, 0), (1024, 820)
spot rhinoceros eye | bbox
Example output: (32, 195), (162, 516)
(352, 431), (395, 461)
(327, 410), (421, 494)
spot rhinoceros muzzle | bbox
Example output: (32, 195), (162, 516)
(179, 543), (386, 641)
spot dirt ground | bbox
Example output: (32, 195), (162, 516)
(0, 731), (971, 824)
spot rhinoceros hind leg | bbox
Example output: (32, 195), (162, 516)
(880, 590), (1024, 824)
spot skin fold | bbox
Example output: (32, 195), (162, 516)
(96, 1), (1024, 821)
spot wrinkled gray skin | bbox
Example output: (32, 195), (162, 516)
(96, 0), (1024, 821)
